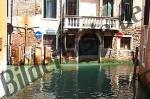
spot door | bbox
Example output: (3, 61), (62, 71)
(79, 34), (99, 57)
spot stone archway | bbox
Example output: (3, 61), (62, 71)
(79, 33), (100, 62)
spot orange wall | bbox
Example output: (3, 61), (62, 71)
(0, 0), (7, 67)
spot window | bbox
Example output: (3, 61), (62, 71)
(43, 35), (56, 50)
(44, 0), (57, 18)
(66, 0), (78, 15)
(121, 0), (133, 22)
(102, 0), (113, 17)
(120, 37), (131, 50)
(104, 36), (113, 48)
(66, 35), (75, 48)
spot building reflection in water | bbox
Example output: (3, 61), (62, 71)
(9, 64), (150, 99)
(41, 65), (134, 99)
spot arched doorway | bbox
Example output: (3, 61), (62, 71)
(79, 34), (100, 62)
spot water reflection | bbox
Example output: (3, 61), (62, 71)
(9, 64), (150, 99)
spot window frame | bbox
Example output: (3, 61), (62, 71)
(43, 34), (56, 50)
(104, 36), (113, 49)
(43, 0), (57, 19)
(66, 0), (79, 16)
(121, 0), (133, 23)
(102, 0), (114, 17)
(120, 36), (132, 50)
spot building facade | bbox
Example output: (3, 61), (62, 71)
(138, 0), (150, 90)
(7, 0), (61, 64)
(61, 0), (142, 62)
(8, 0), (143, 64)
(0, 1), (7, 69)
(0, 0), (7, 98)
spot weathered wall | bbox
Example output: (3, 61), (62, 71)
(13, 0), (42, 16)
(80, 0), (100, 16)
(11, 28), (42, 65)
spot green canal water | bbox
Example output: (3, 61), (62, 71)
(7, 64), (150, 99)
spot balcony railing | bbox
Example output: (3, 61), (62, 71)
(64, 16), (119, 30)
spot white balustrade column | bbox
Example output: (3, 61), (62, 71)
(116, 20), (119, 29)
(79, 18), (83, 28)
(72, 18), (75, 27)
(65, 18), (68, 28)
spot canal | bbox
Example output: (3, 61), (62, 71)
(8, 64), (150, 99)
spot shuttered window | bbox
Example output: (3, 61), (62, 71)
(121, 0), (133, 22)
(102, 0), (113, 17)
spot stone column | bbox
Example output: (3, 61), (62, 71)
(96, 32), (102, 63)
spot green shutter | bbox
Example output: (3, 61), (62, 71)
(102, 1), (108, 16)
(102, 0), (113, 17)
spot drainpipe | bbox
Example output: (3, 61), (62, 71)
(43, 46), (46, 65)
(10, 0), (13, 24)
(7, 0), (13, 65)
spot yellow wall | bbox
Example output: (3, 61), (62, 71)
(0, 0), (7, 68)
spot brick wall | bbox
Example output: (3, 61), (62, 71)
(121, 27), (141, 49)
(11, 28), (42, 64)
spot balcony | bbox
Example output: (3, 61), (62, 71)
(64, 16), (119, 30)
